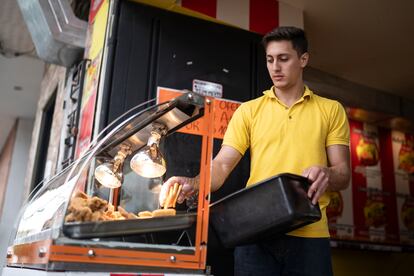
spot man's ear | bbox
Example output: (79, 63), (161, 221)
(300, 52), (309, 68)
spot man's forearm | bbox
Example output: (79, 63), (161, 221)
(210, 159), (235, 191)
(192, 159), (236, 192)
(191, 145), (243, 193)
(328, 162), (351, 191)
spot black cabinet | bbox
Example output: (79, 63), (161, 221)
(105, 0), (271, 122)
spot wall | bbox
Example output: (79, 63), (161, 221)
(279, 1), (303, 28)
(23, 64), (67, 198)
(0, 119), (34, 268)
(0, 122), (17, 216)
(0, 119), (16, 156)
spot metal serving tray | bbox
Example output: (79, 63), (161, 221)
(209, 173), (321, 248)
(63, 212), (196, 239)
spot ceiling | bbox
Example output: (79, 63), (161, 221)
(0, 0), (413, 151)
(297, 0), (414, 101)
(0, 0), (43, 151)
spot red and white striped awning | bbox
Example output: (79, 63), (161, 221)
(131, 0), (303, 35)
(179, 0), (279, 34)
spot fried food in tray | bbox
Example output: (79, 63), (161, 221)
(65, 184), (183, 223)
(64, 191), (138, 223)
(63, 186), (194, 239)
(135, 183), (181, 219)
(138, 209), (176, 219)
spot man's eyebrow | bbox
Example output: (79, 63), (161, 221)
(266, 53), (289, 57)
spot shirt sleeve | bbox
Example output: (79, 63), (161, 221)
(222, 103), (251, 155)
(326, 101), (350, 147)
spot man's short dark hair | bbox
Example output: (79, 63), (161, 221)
(262, 26), (308, 56)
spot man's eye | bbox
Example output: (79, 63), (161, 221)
(267, 59), (273, 63)
(279, 57), (288, 62)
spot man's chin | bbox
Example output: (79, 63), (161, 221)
(273, 82), (289, 89)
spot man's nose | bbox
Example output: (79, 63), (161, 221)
(271, 61), (281, 71)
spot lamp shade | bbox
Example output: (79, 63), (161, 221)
(94, 163), (122, 188)
(130, 145), (166, 178)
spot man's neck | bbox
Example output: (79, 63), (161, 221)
(273, 81), (305, 107)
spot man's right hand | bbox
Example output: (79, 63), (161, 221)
(159, 176), (198, 207)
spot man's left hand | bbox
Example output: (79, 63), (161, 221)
(302, 166), (330, 205)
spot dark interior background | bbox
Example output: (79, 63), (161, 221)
(100, 1), (273, 275)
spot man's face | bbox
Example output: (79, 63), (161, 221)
(265, 40), (309, 90)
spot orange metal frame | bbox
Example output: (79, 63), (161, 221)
(7, 97), (215, 272)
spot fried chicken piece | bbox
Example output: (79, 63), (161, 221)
(68, 197), (88, 212)
(67, 197), (90, 221)
(102, 214), (113, 221)
(91, 211), (106, 221)
(67, 195), (93, 222)
(112, 211), (125, 220)
(138, 211), (153, 219)
(70, 206), (93, 222)
(87, 196), (108, 212)
(152, 209), (176, 217)
(117, 206), (138, 219)
(65, 213), (76, 222)
(127, 212), (139, 219)
(66, 191), (132, 222)
(117, 206), (128, 217)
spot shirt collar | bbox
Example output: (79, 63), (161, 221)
(263, 85), (313, 101)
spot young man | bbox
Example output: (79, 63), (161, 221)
(160, 26), (350, 276)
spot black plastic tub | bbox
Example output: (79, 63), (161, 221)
(209, 173), (321, 248)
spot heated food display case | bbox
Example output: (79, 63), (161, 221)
(5, 91), (214, 275)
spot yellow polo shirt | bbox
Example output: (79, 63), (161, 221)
(222, 86), (350, 238)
